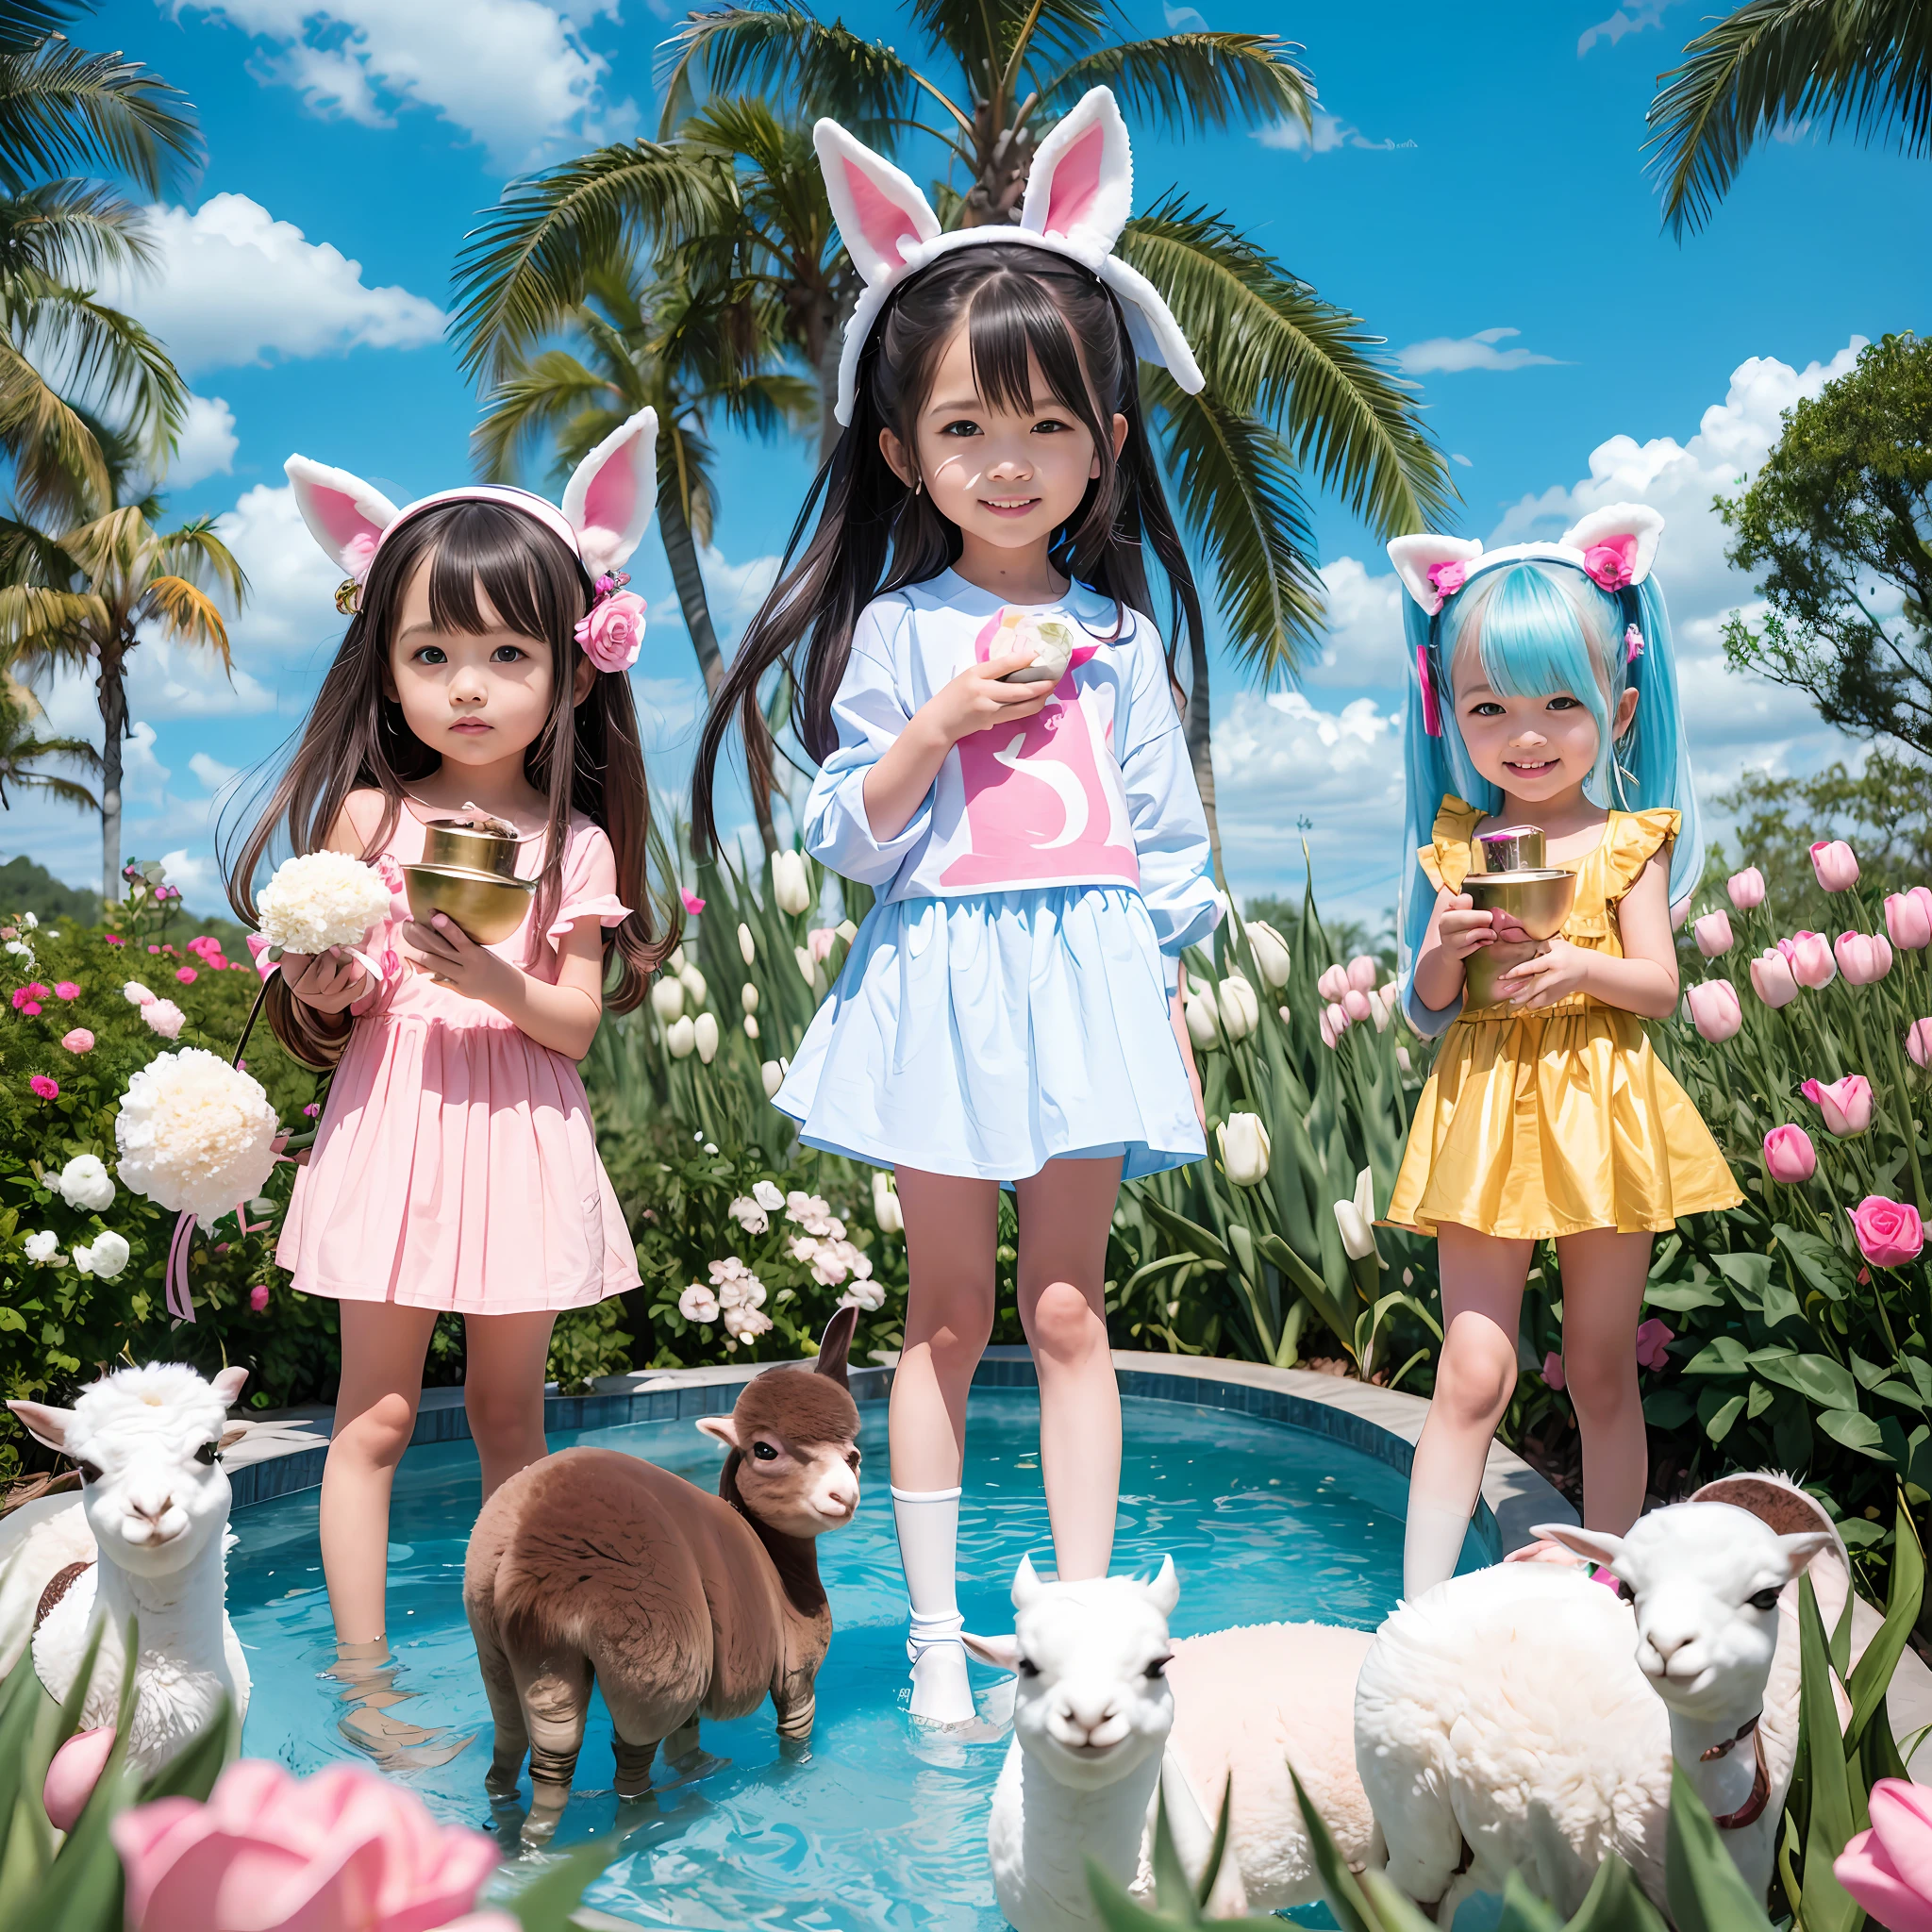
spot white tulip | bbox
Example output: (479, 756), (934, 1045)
(650, 976), (685, 1023)
(836, 919), (858, 944)
(744, 1014), (759, 1040)
(761, 1059), (785, 1098)
(872, 1170), (904, 1234)
(666, 1015), (697, 1059)
(772, 851), (812, 916)
(1215, 1111), (1271, 1186)
(738, 922), (757, 965)
(1333, 1167), (1382, 1263)
(1184, 992), (1220, 1050)
(1246, 920), (1291, 991)
(1368, 986), (1393, 1032)
(1216, 974), (1260, 1041)
(57, 1153), (115, 1212)
(679, 964), (709, 1008)
(741, 981), (759, 1014)
(693, 1013), (720, 1064)
(668, 945), (687, 973)
(794, 944), (817, 987)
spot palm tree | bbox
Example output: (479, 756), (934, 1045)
(0, 672), (94, 810)
(0, 458), (244, 902)
(1648, 0), (1932, 235)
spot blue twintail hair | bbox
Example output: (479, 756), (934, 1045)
(1396, 554), (1703, 1034)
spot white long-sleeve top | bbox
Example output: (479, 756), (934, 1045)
(801, 570), (1220, 986)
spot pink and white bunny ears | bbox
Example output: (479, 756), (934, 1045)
(1387, 503), (1666, 618)
(284, 408), (660, 663)
(812, 87), (1205, 426)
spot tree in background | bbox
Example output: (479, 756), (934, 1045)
(1711, 753), (1932, 908)
(1718, 332), (1932, 758)
(0, 671), (92, 809)
(1648, 0), (1932, 234)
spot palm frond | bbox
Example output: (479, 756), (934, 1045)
(0, 764), (97, 808)
(0, 176), (156, 282)
(141, 574), (230, 661)
(0, 579), (100, 655)
(1144, 368), (1322, 678)
(474, 347), (619, 483)
(1032, 33), (1314, 137)
(1648, 0), (1932, 235)
(1123, 196), (1454, 537)
(0, 330), (105, 515)
(153, 520), (246, 605)
(18, 285), (185, 465)
(0, 34), (200, 199)
(0, 4), (79, 58)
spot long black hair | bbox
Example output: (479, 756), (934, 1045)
(691, 242), (1204, 855)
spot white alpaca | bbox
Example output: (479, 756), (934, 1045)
(1356, 1477), (1839, 1923)
(6, 1362), (253, 1774)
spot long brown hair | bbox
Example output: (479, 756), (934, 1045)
(691, 243), (1204, 856)
(225, 500), (675, 1055)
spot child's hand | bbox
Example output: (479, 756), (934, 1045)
(1498, 937), (1591, 1008)
(1437, 895), (1495, 960)
(279, 947), (369, 1014)
(924, 654), (1055, 746)
(400, 913), (512, 1002)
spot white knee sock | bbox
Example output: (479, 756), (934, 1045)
(1402, 1497), (1474, 1600)
(891, 1485), (975, 1724)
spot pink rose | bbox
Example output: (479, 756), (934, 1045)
(1541, 1351), (1565, 1391)
(1726, 866), (1766, 910)
(1581, 536), (1636, 590)
(28, 1074), (58, 1099)
(1887, 887), (1932, 951)
(679, 888), (706, 916)
(574, 588), (647, 674)
(105, 933), (125, 946)
(1634, 1318), (1674, 1371)
(1316, 963), (1351, 1004)
(1763, 1124), (1817, 1183)
(60, 1027), (93, 1053)
(142, 999), (186, 1041)
(175, 966), (198, 985)
(1346, 954), (1379, 993)
(11, 982), (46, 1010)
(1908, 1019), (1932, 1069)
(112, 1758), (500, 1932)
(1342, 988), (1373, 1023)
(250, 1283), (271, 1312)
(1319, 1002), (1349, 1048)
(1802, 1074), (1873, 1137)
(1834, 930), (1892, 987)
(1780, 930), (1837, 990)
(1749, 949), (1799, 1008)
(53, 981), (78, 999)
(1849, 1196), (1925, 1270)
(44, 1726), (117, 1832)
(1692, 910), (1734, 958)
(1425, 559), (1466, 606)
(1809, 839), (1859, 892)
(1835, 1777), (1932, 1932)
(1685, 979), (1742, 1041)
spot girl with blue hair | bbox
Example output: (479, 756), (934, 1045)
(1383, 504), (1740, 1598)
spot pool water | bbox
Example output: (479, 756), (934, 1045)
(229, 1390), (1438, 1928)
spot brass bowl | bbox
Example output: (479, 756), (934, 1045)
(421, 818), (522, 879)
(402, 863), (535, 945)
(1463, 868), (1576, 1009)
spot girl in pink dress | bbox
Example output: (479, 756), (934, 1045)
(225, 413), (672, 1648)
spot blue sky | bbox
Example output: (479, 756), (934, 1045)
(13, 0), (1927, 923)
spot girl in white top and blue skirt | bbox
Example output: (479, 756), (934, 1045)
(693, 91), (1218, 1722)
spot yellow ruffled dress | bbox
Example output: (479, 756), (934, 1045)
(1386, 799), (1741, 1241)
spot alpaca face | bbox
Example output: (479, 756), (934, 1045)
(695, 1354), (863, 1541)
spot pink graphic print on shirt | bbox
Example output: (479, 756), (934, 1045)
(938, 608), (1140, 890)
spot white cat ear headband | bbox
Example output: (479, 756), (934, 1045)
(1387, 503), (1665, 736)
(284, 408), (659, 673)
(813, 87), (1205, 426)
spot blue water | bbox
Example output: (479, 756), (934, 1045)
(228, 1390), (1420, 1927)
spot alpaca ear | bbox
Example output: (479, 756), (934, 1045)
(283, 457), (398, 577)
(813, 1304), (857, 1389)
(560, 408), (658, 576)
(1559, 503), (1665, 588)
(695, 1415), (741, 1451)
(209, 1365), (248, 1408)
(7, 1399), (73, 1454)
(1534, 1522), (1624, 1569)
(962, 1630), (1021, 1673)
(1387, 533), (1485, 616)
(1011, 1552), (1044, 1609)
(813, 119), (941, 286)
(1020, 87), (1133, 258)
(1144, 1553), (1179, 1619)
(1778, 1530), (1837, 1582)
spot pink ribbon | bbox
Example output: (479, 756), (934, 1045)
(165, 1211), (197, 1324)
(1417, 641), (1442, 738)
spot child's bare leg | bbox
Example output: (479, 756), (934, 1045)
(890, 1167), (998, 1722)
(322, 1301), (439, 1642)
(463, 1309), (558, 1502)
(1014, 1155), (1124, 1582)
(1551, 1227), (1653, 1535)
(1403, 1223), (1533, 1598)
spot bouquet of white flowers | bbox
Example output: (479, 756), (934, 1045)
(255, 851), (392, 958)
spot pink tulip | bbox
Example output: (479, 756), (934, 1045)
(1834, 930), (1892, 986)
(1886, 887), (1932, 952)
(1316, 963), (1350, 1004)
(1763, 1124), (1817, 1183)
(60, 1027), (93, 1054)
(1802, 1074), (1873, 1138)
(1835, 1777), (1932, 1932)
(1810, 839), (1860, 892)
(112, 1758), (500, 1932)
(1692, 910), (1734, 958)
(250, 1283), (271, 1313)
(1342, 988), (1373, 1023)
(1909, 1019), (1932, 1069)
(1780, 930), (1837, 990)
(1346, 954), (1379, 993)
(1726, 867), (1766, 911)
(679, 887), (706, 916)
(44, 1726), (116, 1831)
(1749, 950), (1800, 1008)
(1686, 979), (1742, 1041)
(1634, 1317), (1674, 1371)
(1541, 1352), (1565, 1392)
(1850, 1196), (1925, 1270)
(807, 926), (838, 964)
(1320, 1002), (1349, 1048)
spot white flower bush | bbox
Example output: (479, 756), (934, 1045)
(752, 1179), (784, 1212)
(115, 1048), (280, 1223)
(255, 851), (393, 957)
(708, 1256), (767, 1310)
(23, 1229), (61, 1265)
(142, 999), (186, 1040)
(724, 1302), (774, 1341)
(678, 1282), (721, 1324)
(840, 1276), (886, 1313)
(73, 1230), (130, 1279)
(728, 1194), (771, 1236)
(56, 1154), (115, 1211)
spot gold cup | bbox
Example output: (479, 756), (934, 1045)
(1462, 868), (1577, 1010)
(401, 864), (535, 946)
(1474, 824), (1546, 874)
(421, 817), (522, 878)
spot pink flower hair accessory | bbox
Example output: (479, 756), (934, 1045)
(1624, 624), (1644, 662)
(1582, 534), (1637, 591)
(574, 568), (647, 674)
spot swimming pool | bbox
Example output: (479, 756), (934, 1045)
(229, 1388), (1459, 1928)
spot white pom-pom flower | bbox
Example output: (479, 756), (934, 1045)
(115, 1048), (279, 1223)
(256, 851), (392, 957)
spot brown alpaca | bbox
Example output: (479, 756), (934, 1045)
(463, 1307), (862, 1836)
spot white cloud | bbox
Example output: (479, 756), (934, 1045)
(170, 0), (633, 171)
(168, 394), (239, 485)
(1254, 110), (1412, 156)
(215, 482), (358, 662)
(189, 750), (241, 792)
(158, 846), (220, 902)
(1304, 556), (1406, 688)
(1578, 2), (1672, 56)
(1396, 326), (1564, 375)
(102, 195), (443, 376)
(1451, 453), (1474, 468)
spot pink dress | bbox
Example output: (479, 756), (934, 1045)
(277, 806), (640, 1315)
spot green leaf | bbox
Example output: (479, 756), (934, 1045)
(1845, 1495), (1925, 1753)
(1560, 1853), (1671, 1931)
(1140, 1194), (1229, 1266)
(1793, 1573), (1862, 1932)
(1775, 1224), (1853, 1304)
(1817, 1407), (1890, 1457)
(1290, 1765), (1378, 1932)
(502, 1832), (624, 1932)
(1749, 1347), (1858, 1410)
(1684, 1335), (1751, 1374)
(1663, 1763), (1777, 1932)
(1491, 1872), (1565, 1931)
(135, 1698), (230, 1804)
(1704, 1392), (1747, 1443)
(1641, 1278), (1726, 1312)
(1714, 1250), (1773, 1300)
(1086, 1856), (1169, 1932)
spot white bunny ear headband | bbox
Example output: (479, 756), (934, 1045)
(1386, 503), (1665, 737)
(813, 87), (1205, 426)
(284, 408), (659, 673)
